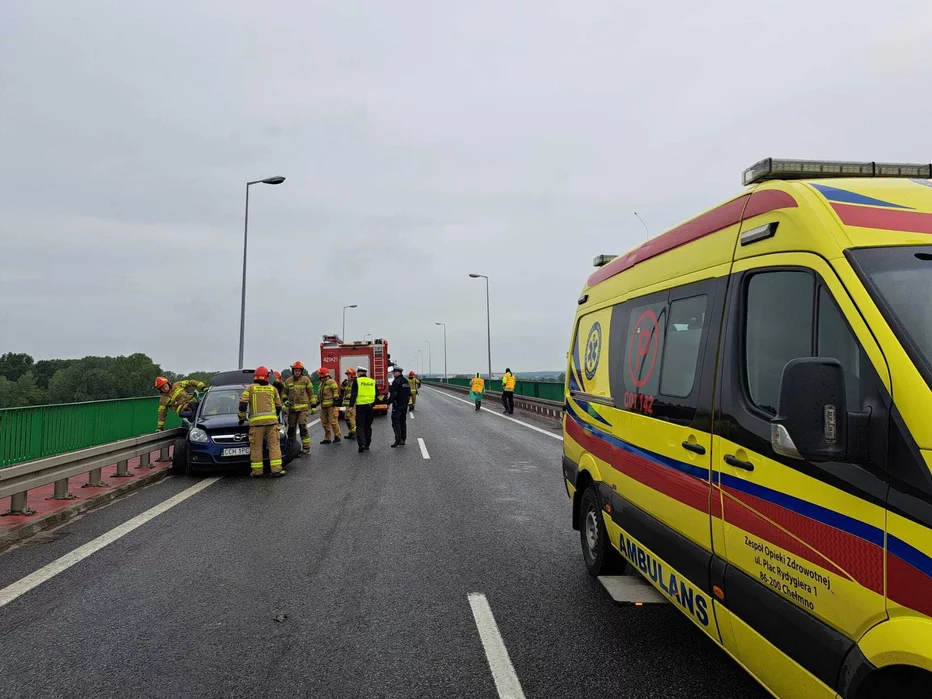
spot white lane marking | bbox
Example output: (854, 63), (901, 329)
(417, 438), (430, 459)
(467, 593), (526, 699)
(309, 418), (321, 426)
(426, 388), (562, 441)
(0, 477), (222, 609)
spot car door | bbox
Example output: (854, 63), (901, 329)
(712, 253), (890, 698)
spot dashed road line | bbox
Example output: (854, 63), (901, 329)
(426, 388), (562, 441)
(0, 477), (222, 609)
(417, 438), (430, 459)
(467, 592), (526, 699)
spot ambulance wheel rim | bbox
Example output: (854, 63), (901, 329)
(584, 507), (600, 557)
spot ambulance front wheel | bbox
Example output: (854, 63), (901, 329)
(579, 485), (626, 576)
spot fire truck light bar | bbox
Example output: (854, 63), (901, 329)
(743, 158), (932, 186)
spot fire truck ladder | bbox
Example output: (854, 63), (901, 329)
(373, 344), (386, 385)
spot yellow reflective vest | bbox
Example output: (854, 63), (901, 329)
(356, 377), (376, 405)
(471, 377), (485, 393)
(503, 372), (516, 391)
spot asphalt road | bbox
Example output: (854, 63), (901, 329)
(0, 388), (766, 699)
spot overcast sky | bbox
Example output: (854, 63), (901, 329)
(2, 1), (930, 376)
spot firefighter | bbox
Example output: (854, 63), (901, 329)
(237, 366), (285, 477)
(388, 366), (411, 447)
(469, 373), (485, 411)
(272, 371), (287, 403)
(501, 368), (516, 415)
(348, 366), (375, 453)
(342, 368), (358, 439)
(317, 367), (342, 444)
(407, 371), (421, 413)
(154, 376), (207, 431)
(284, 361), (316, 456)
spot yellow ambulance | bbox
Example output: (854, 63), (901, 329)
(563, 159), (932, 698)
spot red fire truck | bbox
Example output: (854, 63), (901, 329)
(319, 335), (391, 415)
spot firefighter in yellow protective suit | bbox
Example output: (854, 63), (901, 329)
(284, 361), (316, 455)
(407, 371), (421, 413)
(272, 371), (287, 403)
(238, 366), (285, 477)
(154, 376), (207, 431)
(317, 367), (342, 444)
(341, 368), (357, 439)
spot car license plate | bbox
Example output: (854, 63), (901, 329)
(222, 447), (250, 457)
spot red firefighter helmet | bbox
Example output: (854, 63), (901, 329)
(345, 368), (356, 376)
(291, 361), (305, 370)
(254, 366), (270, 381)
(408, 371), (416, 377)
(273, 371), (282, 381)
(154, 376), (170, 390)
(318, 367), (330, 377)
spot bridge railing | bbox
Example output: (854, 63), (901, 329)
(423, 378), (564, 402)
(0, 397), (180, 469)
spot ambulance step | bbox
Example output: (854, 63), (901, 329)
(598, 574), (669, 606)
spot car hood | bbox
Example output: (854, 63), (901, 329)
(197, 414), (242, 431)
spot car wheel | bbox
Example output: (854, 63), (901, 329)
(579, 485), (626, 576)
(170, 439), (188, 475)
(285, 438), (301, 464)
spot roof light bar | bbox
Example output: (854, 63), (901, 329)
(743, 158), (932, 186)
(592, 254), (617, 268)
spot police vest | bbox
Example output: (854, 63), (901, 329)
(356, 377), (376, 405)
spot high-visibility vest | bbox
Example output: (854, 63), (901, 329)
(356, 377), (376, 405)
(471, 377), (485, 393)
(238, 384), (280, 426)
(503, 373), (516, 391)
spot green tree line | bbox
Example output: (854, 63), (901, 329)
(0, 352), (216, 409)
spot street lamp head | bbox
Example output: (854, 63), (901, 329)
(262, 176), (286, 185)
(469, 273), (480, 278)
(348, 304), (358, 309)
(435, 322), (443, 326)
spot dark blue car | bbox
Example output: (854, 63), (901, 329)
(171, 370), (300, 475)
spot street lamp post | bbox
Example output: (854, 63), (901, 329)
(239, 175), (286, 369)
(342, 304), (357, 340)
(424, 341), (432, 378)
(469, 273), (492, 386)
(435, 323), (447, 382)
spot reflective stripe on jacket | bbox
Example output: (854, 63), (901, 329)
(342, 379), (354, 402)
(285, 374), (315, 411)
(238, 383), (281, 425)
(503, 373), (516, 391)
(355, 377), (376, 405)
(317, 377), (341, 408)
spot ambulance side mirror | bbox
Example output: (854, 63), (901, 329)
(770, 358), (848, 462)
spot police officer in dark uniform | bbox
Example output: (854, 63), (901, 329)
(388, 366), (411, 447)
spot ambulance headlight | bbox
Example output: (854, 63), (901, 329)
(188, 428), (209, 444)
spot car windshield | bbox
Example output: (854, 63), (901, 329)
(851, 245), (932, 384)
(200, 389), (241, 416)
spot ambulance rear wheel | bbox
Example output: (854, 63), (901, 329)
(580, 485), (625, 576)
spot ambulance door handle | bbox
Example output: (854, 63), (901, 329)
(681, 441), (705, 455)
(724, 454), (754, 471)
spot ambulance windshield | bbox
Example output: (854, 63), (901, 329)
(852, 245), (932, 383)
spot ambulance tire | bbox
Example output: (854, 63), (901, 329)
(170, 439), (188, 476)
(579, 485), (626, 576)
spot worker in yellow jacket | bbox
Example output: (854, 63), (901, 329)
(501, 368), (516, 415)
(317, 367), (342, 444)
(284, 361), (316, 455)
(238, 366), (285, 478)
(408, 371), (421, 413)
(154, 376), (207, 431)
(469, 373), (485, 411)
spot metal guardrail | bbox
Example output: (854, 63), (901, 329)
(423, 377), (564, 402)
(0, 428), (184, 516)
(425, 382), (564, 420)
(0, 396), (182, 468)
